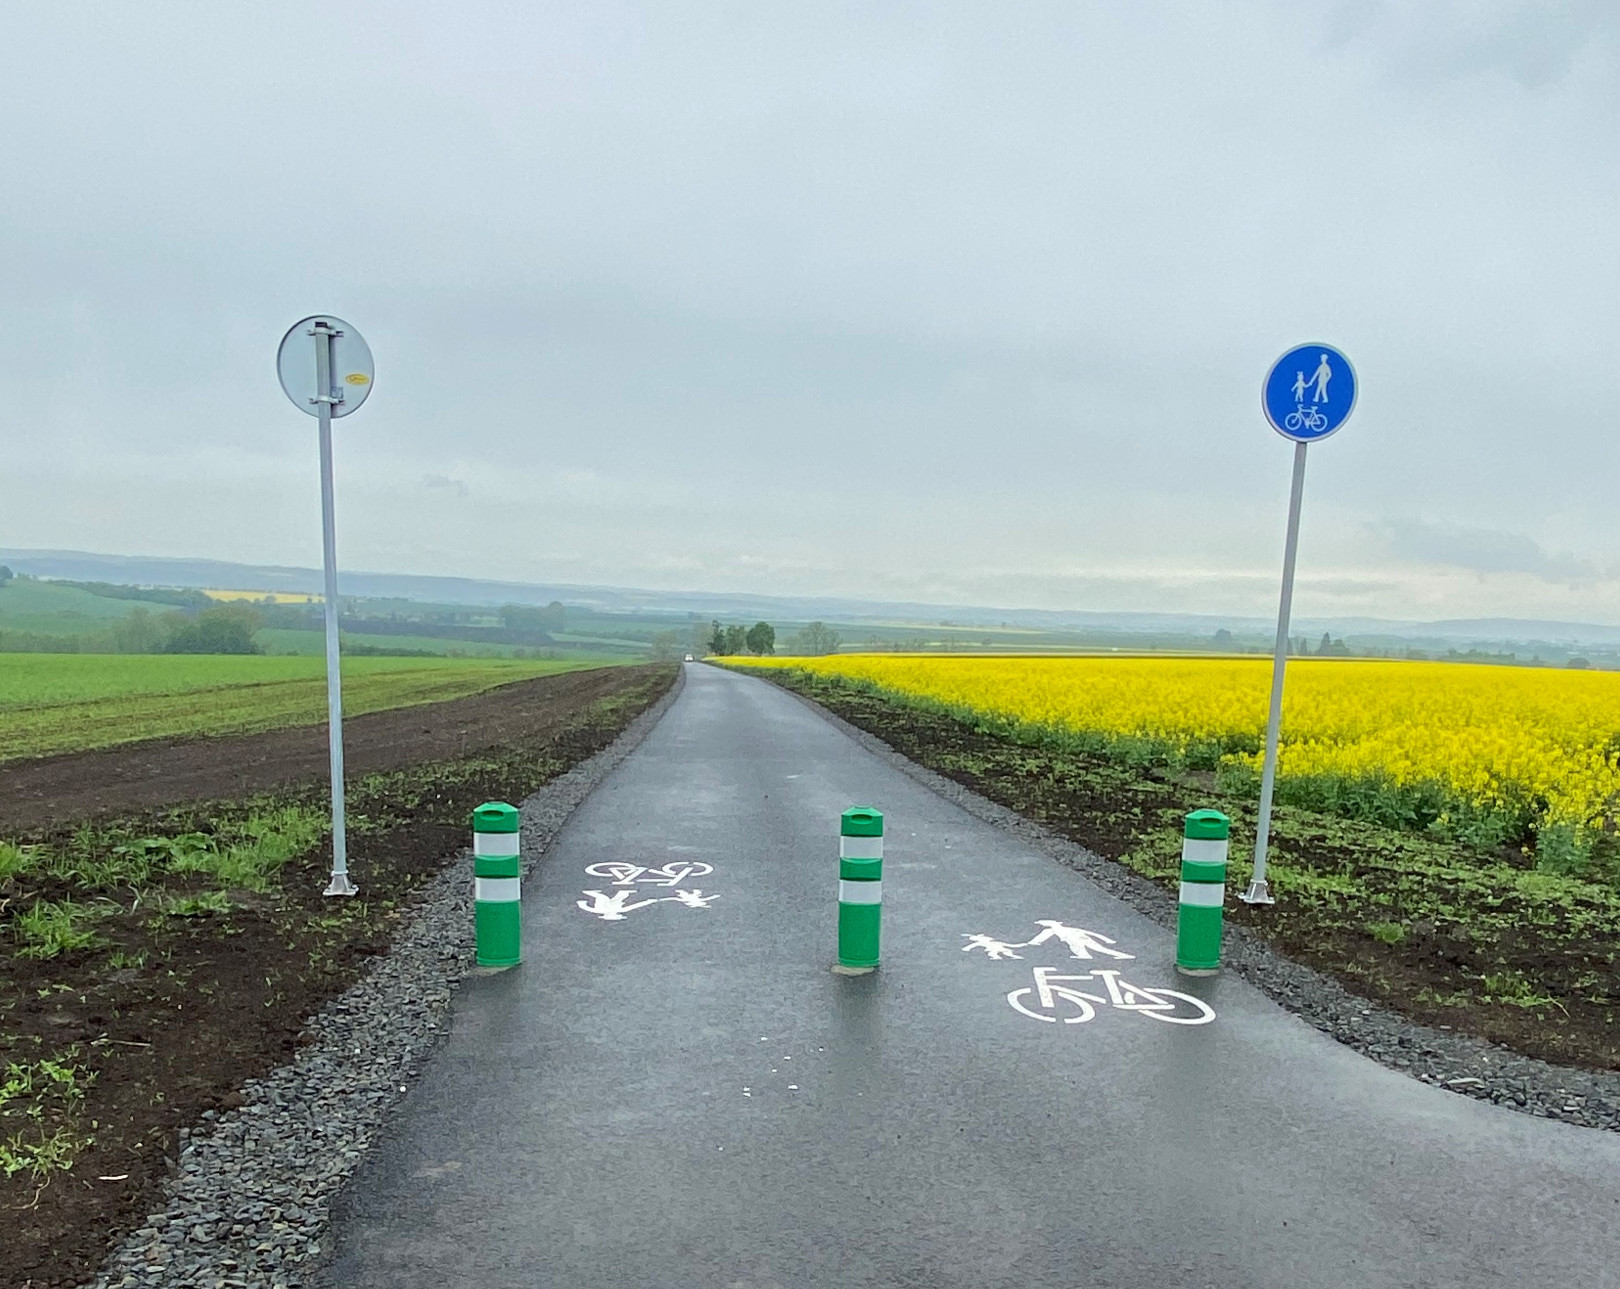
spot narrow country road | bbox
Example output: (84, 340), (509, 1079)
(321, 664), (1620, 1288)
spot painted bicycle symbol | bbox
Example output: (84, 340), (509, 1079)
(584, 860), (714, 888)
(1283, 404), (1328, 434)
(963, 919), (1217, 1027)
(1007, 966), (1215, 1026)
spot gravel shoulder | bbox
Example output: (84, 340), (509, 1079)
(75, 669), (683, 1289)
(766, 670), (1620, 1135)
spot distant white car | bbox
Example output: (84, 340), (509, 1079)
(684, 653), (694, 662)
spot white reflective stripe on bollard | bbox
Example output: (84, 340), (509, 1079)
(1180, 837), (1228, 863)
(474, 833), (521, 858)
(475, 877), (522, 902)
(838, 879), (882, 904)
(839, 836), (883, 860)
(1178, 881), (1225, 907)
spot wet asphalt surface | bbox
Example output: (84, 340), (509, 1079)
(322, 663), (1620, 1288)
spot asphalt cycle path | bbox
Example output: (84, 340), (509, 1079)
(323, 663), (1620, 1289)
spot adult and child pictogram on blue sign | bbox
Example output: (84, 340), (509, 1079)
(1263, 342), (1357, 442)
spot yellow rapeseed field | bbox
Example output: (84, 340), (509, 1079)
(732, 654), (1620, 853)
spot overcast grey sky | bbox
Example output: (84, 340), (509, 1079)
(3, 2), (1617, 619)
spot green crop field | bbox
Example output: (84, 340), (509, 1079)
(254, 628), (595, 659)
(0, 580), (155, 635)
(0, 654), (617, 761)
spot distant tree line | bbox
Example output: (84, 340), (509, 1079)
(697, 620), (843, 658)
(1291, 633), (1351, 657)
(707, 621), (776, 656)
(787, 621), (840, 655)
(122, 603), (264, 654)
(498, 602), (568, 634)
(0, 570), (211, 607)
(57, 578), (212, 608)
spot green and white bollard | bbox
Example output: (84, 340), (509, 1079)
(836, 806), (883, 973)
(472, 801), (522, 968)
(1176, 808), (1229, 977)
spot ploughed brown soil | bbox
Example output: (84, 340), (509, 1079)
(0, 664), (676, 1289)
(0, 666), (648, 836)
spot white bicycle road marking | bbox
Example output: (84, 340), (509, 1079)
(584, 860), (715, 888)
(1006, 967), (1215, 1026)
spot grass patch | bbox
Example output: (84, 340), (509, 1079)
(12, 901), (104, 960)
(0, 1053), (94, 1184)
(160, 807), (326, 892)
(0, 842), (30, 882)
(161, 890), (234, 918)
(1366, 920), (1407, 945)
(1479, 971), (1564, 1011)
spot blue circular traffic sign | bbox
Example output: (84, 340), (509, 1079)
(1262, 343), (1356, 442)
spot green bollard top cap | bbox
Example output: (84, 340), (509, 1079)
(841, 806), (884, 837)
(1183, 809), (1230, 840)
(472, 801), (521, 833)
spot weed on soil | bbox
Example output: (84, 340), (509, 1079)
(0, 664), (674, 1289)
(765, 669), (1620, 1075)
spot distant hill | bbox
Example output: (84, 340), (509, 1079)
(6, 546), (1620, 648)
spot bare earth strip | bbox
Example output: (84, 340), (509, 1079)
(0, 667), (644, 836)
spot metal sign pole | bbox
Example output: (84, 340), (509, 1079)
(276, 313), (373, 897)
(312, 320), (356, 897)
(1242, 439), (1308, 905)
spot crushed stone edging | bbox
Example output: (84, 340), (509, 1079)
(767, 673), (1620, 1135)
(82, 670), (684, 1289)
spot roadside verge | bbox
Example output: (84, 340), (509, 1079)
(753, 666), (1620, 1135)
(0, 666), (676, 1289)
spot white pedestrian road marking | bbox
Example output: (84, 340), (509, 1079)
(577, 890), (664, 920)
(1023, 919), (1135, 960)
(961, 934), (1024, 960)
(576, 888), (722, 920)
(576, 857), (722, 921)
(961, 920), (1134, 961)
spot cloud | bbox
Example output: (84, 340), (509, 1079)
(2, 3), (1619, 625)
(1325, 0), (1620, 91)
(1372, 516), (1604, 583)
(421, 474), (469, 498)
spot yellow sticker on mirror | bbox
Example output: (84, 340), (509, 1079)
(344, 372), (371, 386)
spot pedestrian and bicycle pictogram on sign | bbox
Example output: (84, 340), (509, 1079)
(962, 920), (1216, 1027)
(576, 860), (720, 921)
(1262, 342), (1356, 443)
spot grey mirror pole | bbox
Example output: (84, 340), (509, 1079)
(312, 320), (356, 897)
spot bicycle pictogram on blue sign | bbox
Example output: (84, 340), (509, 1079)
(1263, 343), (1356, 442)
